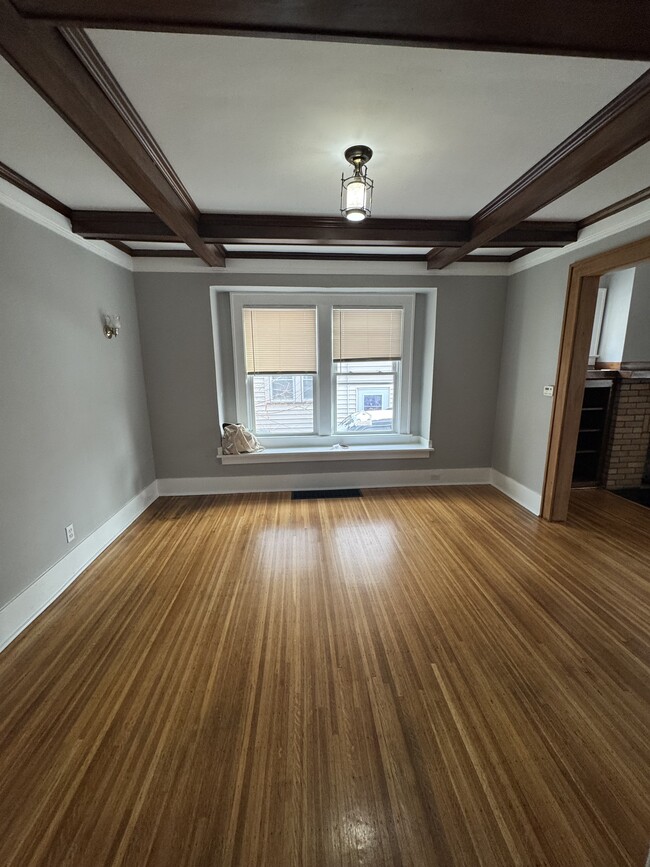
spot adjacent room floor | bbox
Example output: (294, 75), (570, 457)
(0, 486), (648, 867)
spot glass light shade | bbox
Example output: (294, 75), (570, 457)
(103, 313), (121, 338)
(341, 172), (373, 221)
(346, 180), (366, 210)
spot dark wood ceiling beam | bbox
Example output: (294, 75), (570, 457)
(131, 250), (429, 262)
(11, 0), (650, 60)
(0, 1), (223, 266)
(70, 211), (578, 248)
(129, 249), (514, 263)
(201, 217), (458, 247)
(578, 185), (650, 229)
(0, 160), (71, 217)
(200, 215), (574, 247)
(507, 248), (539, 262)
(71, 211), (178, 241)
(106, 239), (134, 256)
(200, 215), (475, 247)
(426, 70), (650, 270)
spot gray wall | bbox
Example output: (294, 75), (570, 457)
(0, 204), (155, 610)
(492, 218), (650, 497)
(135, 272), (507, 481)
(623, 262), (650, 361)
(598, 268), (634, 363)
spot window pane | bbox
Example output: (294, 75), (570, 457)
(270, 376), (295, 402)
(336, 366), (397, 433)
(251, 374), (314, 434)
(302, 376), (314, 400)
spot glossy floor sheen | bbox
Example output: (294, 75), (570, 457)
(0, 487), (648, 867)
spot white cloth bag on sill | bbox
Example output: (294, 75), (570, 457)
(222, 423), (264, 456)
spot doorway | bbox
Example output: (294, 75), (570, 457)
(541, 235), (650, 521)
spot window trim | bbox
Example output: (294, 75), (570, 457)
(230, 292), (415, 446)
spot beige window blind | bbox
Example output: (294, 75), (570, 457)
(243, 307), (317, 374)
(332, 307), (403, 362)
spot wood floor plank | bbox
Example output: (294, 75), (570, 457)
(0, 486), (648, 866)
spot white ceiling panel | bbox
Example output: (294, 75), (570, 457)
(128, 244), (520, 256)
(0, 57), (143, 210)
(534, 143), (650, 220)
(89, 31), (649, 220)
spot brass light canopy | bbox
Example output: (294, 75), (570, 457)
(340, 145), (374, 222)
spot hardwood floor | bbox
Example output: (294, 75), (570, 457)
(0, 486), (648, 867)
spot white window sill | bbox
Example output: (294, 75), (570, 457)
(217, 441), (432, 464)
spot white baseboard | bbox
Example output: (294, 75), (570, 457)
(490, 469), (542, 516)
(157, 467), (491, 496)
(0, 481), (159, 654)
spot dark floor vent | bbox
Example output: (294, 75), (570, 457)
(292, 488), (363, 500)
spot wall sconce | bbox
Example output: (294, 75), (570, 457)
(340, 145), (374, 222)
(103, 314), (121, 339)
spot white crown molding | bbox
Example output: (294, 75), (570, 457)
(0, 179), (133, 271)
(508, 199), (650, 276)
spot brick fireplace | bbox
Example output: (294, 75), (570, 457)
(602, 376), (650, 489)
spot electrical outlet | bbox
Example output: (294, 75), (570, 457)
(543, 385), (554, 397)
(65, 524), (75, 543)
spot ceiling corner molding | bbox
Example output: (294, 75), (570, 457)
(0, 178), (133, 269)
(507, 197), (650, 276)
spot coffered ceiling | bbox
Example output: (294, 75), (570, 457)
(1, 0), (649, 268)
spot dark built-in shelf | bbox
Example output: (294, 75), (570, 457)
(572, 381), (613, 486)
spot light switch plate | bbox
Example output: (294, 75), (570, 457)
(543, 385), (554, 397)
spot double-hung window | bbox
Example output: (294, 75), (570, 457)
(242, 306), (317, 434)
(333, 307), (403, 434)
(231, 292), (415, 446)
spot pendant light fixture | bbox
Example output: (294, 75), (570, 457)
(340, 145), (373, 222)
